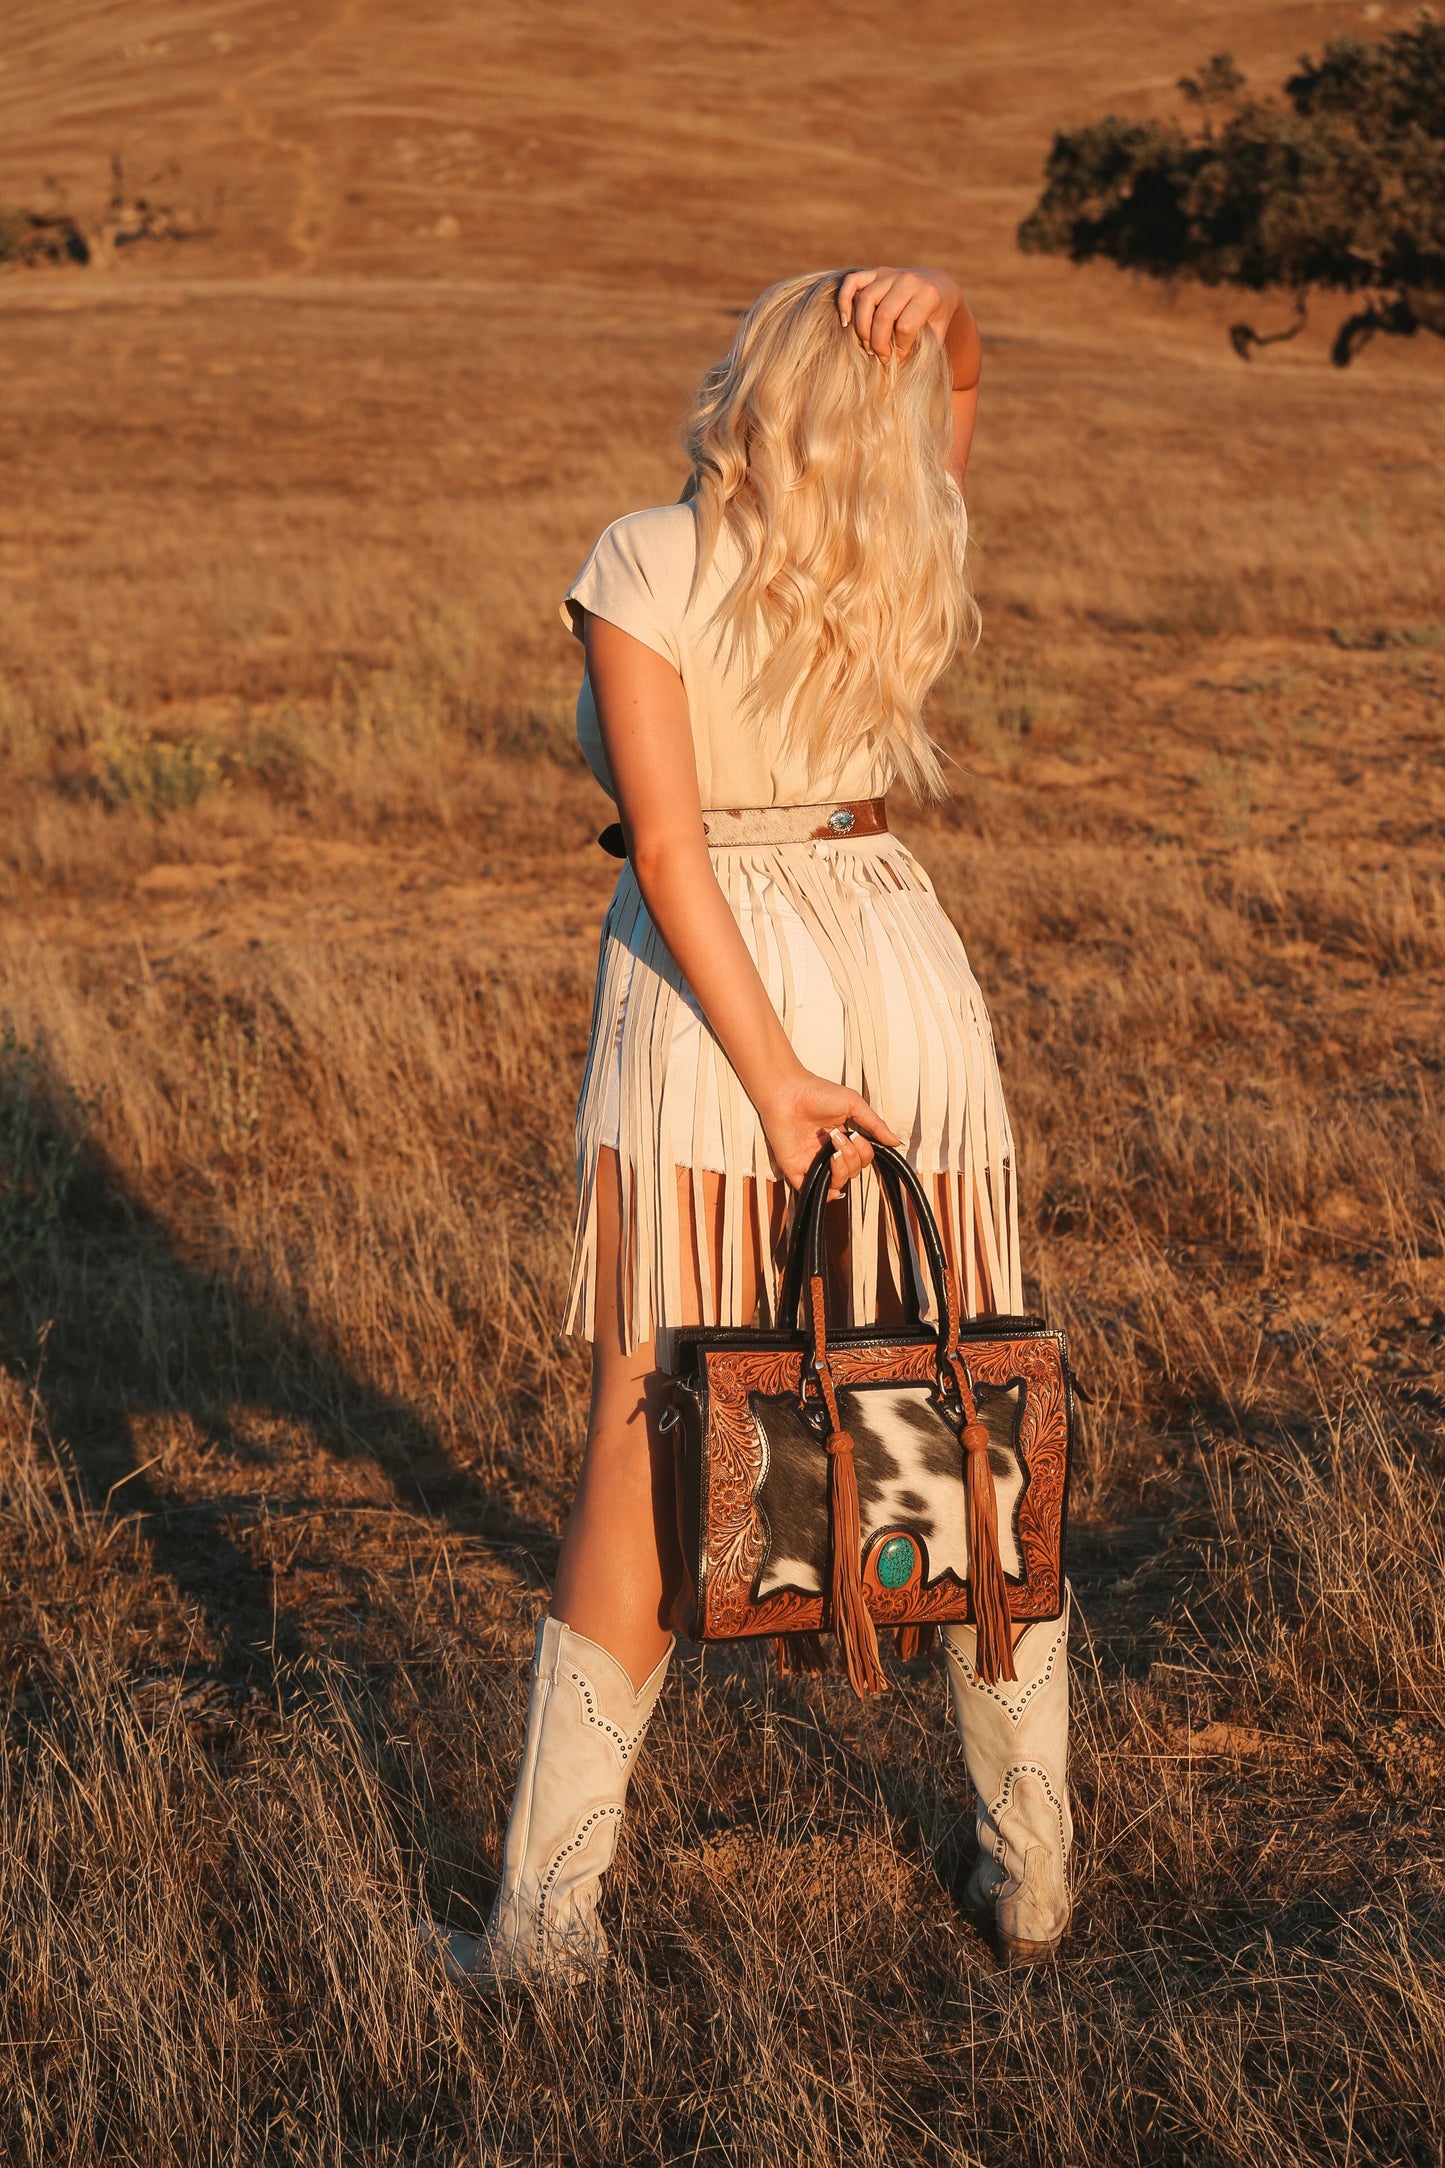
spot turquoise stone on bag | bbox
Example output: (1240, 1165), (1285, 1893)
(876, 1535), (916, 1589)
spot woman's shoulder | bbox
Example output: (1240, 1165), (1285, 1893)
(586, 500), (698, 584)
(562, 499), (699, 657)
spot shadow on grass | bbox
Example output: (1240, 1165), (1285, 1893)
(0, 1060), (560, 1685)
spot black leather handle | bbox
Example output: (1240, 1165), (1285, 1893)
(777, 1135), (956, 1359)
(774, 1143), (838, 1330)
(808, 1139), (955, 1350)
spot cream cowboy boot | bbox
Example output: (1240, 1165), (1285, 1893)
(426, 1616), (672, 1985)
(941, 1588), (1073, 1963)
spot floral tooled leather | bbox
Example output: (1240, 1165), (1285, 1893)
(690, 1334), (1070, 1642)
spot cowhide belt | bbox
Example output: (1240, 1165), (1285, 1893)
(597, 798), (888, 858)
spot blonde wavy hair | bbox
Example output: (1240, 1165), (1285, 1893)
(684, 268), (977, 799)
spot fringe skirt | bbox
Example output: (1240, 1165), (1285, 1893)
(564, 833), (1022, 1355)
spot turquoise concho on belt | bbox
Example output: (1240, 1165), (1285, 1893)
(827, 806), (856, 834)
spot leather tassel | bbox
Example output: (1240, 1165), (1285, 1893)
(896, 1623), (936, 1662)
(825, 1425), (888, 1696)
(771, 1631), (827, 1676)
(961, 1415), (1017, 1686)
(806, 1273), (887, 1697)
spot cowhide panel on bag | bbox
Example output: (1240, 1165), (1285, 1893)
(751, 1381), (1025, 1599)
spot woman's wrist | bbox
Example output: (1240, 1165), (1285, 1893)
(750, 1061), (809, 1125)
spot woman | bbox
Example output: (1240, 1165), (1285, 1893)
(436, 264), (1073, 1979)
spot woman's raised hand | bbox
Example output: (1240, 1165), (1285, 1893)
(838, 265), (962, 361)
(755, 1071), (900, 1197)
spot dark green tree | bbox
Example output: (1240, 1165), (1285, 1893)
(1018, 17), (1445, 365)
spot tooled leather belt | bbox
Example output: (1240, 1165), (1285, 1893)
(597, 798), (888, 857)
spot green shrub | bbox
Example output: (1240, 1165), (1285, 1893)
(100, 734), (219, 814)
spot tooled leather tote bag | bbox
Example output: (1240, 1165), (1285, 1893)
(663, 1140), (1077, 1695)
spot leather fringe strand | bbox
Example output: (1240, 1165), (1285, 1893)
(811, 1274), (888, 1697)
(825, 1426), (888, 1696)
(952, 1353), (1017, 1687)
(771, 1631), (828, 1676)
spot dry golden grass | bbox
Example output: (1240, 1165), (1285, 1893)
(3, 1), (1445, 2161)
(4, 658), (1442, 2161)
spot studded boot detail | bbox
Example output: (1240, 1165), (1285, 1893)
(941, 1586), (1073, 1963)
(428, 1616), (671, 1985)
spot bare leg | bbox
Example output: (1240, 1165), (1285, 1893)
(550, 1151), (770, 1688)
(549, 1149), (682, 1688)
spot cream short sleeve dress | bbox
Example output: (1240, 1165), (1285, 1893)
(561, 499), (1022, 1354)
